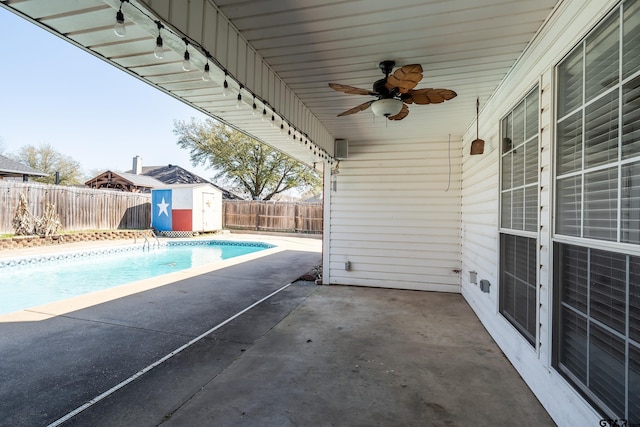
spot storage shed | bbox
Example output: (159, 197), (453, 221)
(151, 184), (222, 234)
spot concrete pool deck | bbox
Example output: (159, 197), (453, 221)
(0, 233), (554, 426)
(0, 232), (321, 322)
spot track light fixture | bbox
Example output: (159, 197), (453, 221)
(113, 0), (128, 37)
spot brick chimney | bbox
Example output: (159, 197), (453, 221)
(133, 155), (142, 175)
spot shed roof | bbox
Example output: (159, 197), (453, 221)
(84, 170), (165, 192)
(153, 183), (222, 191)
(115, 171), (166, 188)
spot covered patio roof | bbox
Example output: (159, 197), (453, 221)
(0, 0), (561, 166)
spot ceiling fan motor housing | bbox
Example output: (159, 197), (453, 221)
(379, 60), (396, 76)
(373, 78), (395, 98)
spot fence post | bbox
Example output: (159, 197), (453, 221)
(255, 201), (260, 231)
(221, 201), (226, 228)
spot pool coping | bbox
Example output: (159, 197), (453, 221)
(0, 233), (321, 323)
(0, 239), (274, 269)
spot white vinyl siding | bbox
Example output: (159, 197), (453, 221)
(328, 138), (461, 292)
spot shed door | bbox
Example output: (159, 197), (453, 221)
(202, 192), (216, 230)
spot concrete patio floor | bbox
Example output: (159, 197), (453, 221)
(160, 285), (555, 427)
(0, 234), (555, 426)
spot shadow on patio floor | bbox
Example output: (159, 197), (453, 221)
(66, 283), (555, 426)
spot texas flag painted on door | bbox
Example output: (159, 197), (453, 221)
(151, 189), (193, 231)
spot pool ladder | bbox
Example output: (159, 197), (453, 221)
(141, 230), (160, 251)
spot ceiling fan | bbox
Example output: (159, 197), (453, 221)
(328, 60), (457, 120)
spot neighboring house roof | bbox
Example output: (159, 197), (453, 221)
(0, 154), (48, 178)
(153, 183), (223, 192)
(128, 164), (243, 200)
(133, 165), (210, 185)
(85, 170), (165, 192)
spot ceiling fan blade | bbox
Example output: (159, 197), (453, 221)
(328, 83), (376, 96)
(388, 103), (409, 120)
(403, 88), (457, 105)
(337, 101), (374, 116)
(385, 64), (423, 94)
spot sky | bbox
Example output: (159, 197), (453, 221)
(0, 7), (212, 180)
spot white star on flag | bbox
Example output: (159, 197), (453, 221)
(157, 197), (170, 217)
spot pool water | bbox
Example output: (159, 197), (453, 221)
(0, 241), (272, 315)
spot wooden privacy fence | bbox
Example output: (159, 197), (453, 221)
(223, 200), (323, 234)
(0, 181), (151, 233)
(0, 182), (322, 235)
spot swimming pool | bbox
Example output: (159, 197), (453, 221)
(0, 240), (274, 315)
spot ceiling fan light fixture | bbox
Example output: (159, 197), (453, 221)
(371, 99), (403, 118)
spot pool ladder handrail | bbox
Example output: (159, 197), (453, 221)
(150, 230), (160, 248)
(140, 230), (160, 251)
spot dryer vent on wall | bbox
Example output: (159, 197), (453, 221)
(335, 139), (348, 159)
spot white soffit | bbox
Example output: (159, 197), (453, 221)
(1, 0), (561, 162)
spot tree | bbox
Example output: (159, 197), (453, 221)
(174, 118), (321, 200)
(15, 143), (83, 185)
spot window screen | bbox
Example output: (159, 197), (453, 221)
(556, 243), (640, 424)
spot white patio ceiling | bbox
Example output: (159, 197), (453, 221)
(1, 0), (561, 165)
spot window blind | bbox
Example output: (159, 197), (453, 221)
(556, 176), (582, 237)
(585, 13), (619, 102)
(557, 111), (583, 175)
(589, 323), (626, 416)
(621, 161), (640, 244)
(584, 168), (618, 241)
(624, 0), (640, 78)
(585, 91), (619, 168)
(558, 48), (583, 118)
(622, 76), (640, 159)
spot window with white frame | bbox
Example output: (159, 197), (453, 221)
(500, 87), (539, 347)
(554, 1), (640, 423)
